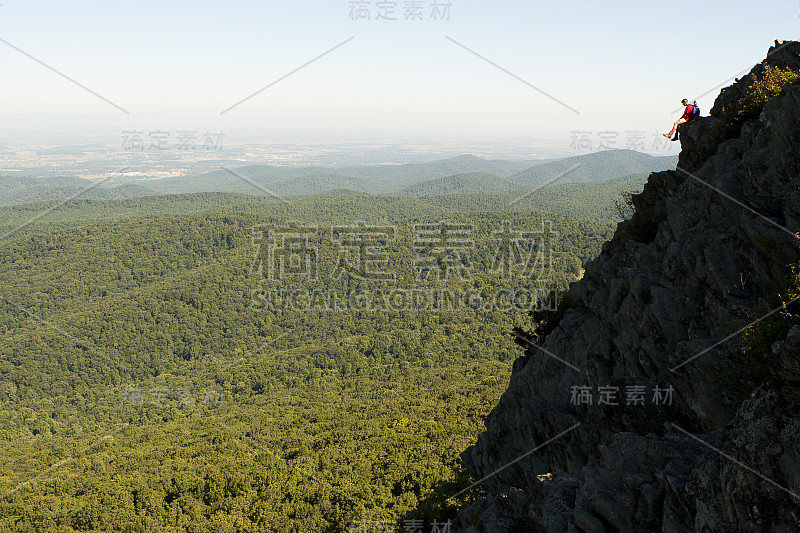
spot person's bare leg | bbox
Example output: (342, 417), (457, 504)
(664, 118), (685, 137)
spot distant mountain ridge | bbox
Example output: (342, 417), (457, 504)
(399, 172), (516, 196)
(0, 150), (677, 205)
(0, 175), (153, 206)
(509, 149), (677, 188)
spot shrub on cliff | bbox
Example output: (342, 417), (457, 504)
(723, 65), (800, 126)
(611, 184), (638, 221)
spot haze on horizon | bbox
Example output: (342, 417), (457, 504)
(0, 0), (795, 159)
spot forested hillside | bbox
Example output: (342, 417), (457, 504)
(0, 174), (647, 244)
(0, 193), (614, 531)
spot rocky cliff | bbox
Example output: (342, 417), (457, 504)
(458, 41), (800, 532)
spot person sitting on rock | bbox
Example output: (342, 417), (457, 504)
(664, 99), (697, 140)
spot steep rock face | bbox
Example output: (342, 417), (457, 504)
(458, 41), (800, 532)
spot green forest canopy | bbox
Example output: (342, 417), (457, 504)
(0, 169), (631, 531)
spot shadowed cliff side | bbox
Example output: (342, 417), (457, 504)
(457, 41), (800, 532)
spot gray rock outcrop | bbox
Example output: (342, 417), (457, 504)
(458, 41), (800, 532)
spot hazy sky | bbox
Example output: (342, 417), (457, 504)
(0, 0), (796, 153)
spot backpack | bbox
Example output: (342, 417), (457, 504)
(690, 101), (700, 118)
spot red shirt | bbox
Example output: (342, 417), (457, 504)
(683, 104), (695, 120)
